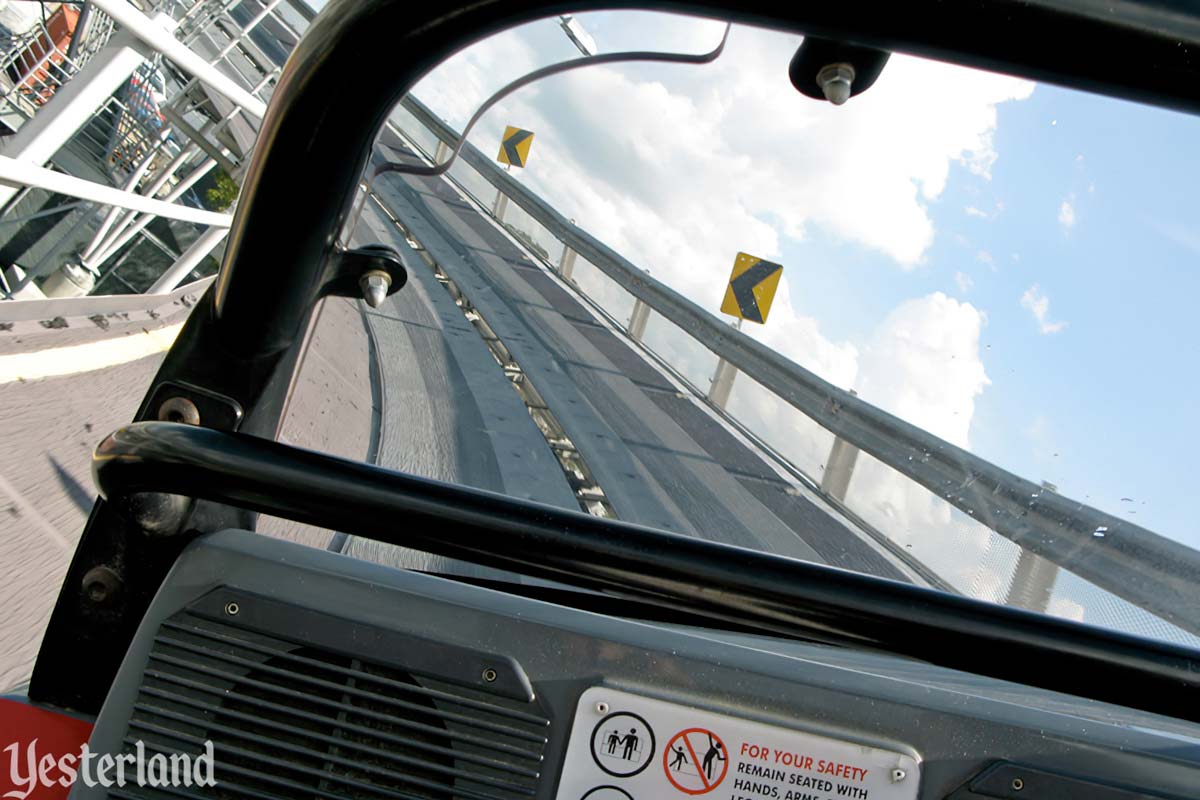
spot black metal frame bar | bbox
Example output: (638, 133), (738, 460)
(92, 422), (1200, 724)
(28, 0), (1200, 714)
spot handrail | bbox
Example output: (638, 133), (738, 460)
(394, 94), (1200, 635)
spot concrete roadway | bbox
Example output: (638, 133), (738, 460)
(346, 138), (911, 581)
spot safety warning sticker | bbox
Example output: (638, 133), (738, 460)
(555, 688), (919, 800)
(664, 727), (729, 794)
(590, 711), (655, 777)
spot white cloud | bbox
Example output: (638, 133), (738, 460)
(964, 205), (987, 218)
(1020, 284), (1068, 334)
(730, 292), (991, 540)
(1058, 196), (1076, 229)
(976, 250), (993, 266)
(410, 16), (1029, 428)
(954, 271), (974, 293)
(856, 293), (989, 448)
(414, 19), (1034, 277)
(842, 294), (995, 587)
(1048, 597), (1085, 622)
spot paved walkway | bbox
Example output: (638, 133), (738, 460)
(0, 292), (375, 691)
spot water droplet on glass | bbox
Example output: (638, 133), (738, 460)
(1093, 526), (1108, 538)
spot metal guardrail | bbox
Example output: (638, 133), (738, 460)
(396, 94), (1200, 636)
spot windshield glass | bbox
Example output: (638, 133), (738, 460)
(345, 11), (1200, 648)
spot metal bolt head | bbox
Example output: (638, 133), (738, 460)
(816, 63), (856, 105)
(224, 601), (240, 616)
(82, 565), (121, 606)
(360, 269), (391, 309)
(890, 768), (907, 783)
(1011, 778), (1024, 791)
(158, 396), (200, 425)
(121, 491), (192, 537)
(482, 667), (498, 683)
(595, 701), (609, 715)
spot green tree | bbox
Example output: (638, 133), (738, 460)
(204, 170), (239, 212)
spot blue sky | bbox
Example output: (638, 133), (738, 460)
(406, 11), (1200, 629)
(958, 88), (1199, 545)
(772, 80), (1200, 548)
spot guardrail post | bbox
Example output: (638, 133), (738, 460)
(1005, 549), (1060, 613)
(1004, 481), (1062, 612)
(627, 299), (651, 341)
(433, 140), (451, 165)
(821, 390), (861, 501)
(708, 357), (738, 409)
(492, 192), (509, 222)
(559, 246), (577, 280)
(708, 319), (743, 408)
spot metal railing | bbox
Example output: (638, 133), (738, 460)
(0, 6), (115, 135)
(385, 94), (1200, 643)
(0, 0), (290, 302)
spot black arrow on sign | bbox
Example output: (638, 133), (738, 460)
(503, 129), (533, 166)
(730, 259), (782, 323)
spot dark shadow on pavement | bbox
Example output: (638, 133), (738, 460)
(48, 456), (93, 515)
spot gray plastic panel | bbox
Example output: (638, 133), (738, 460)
(80, 531), (1200, 800)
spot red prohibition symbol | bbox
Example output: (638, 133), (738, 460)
(662, 728), (728, 795)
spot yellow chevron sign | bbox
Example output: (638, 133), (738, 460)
(720, 252), (783, 324)
(497, 126), (534, 168)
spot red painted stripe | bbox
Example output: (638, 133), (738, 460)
(682, 731), (711, 791)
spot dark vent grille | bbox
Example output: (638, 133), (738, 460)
(112, 612), (548, 800)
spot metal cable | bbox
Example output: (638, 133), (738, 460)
(347, 23), (733, 234)
(386, 23), (731, 179)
